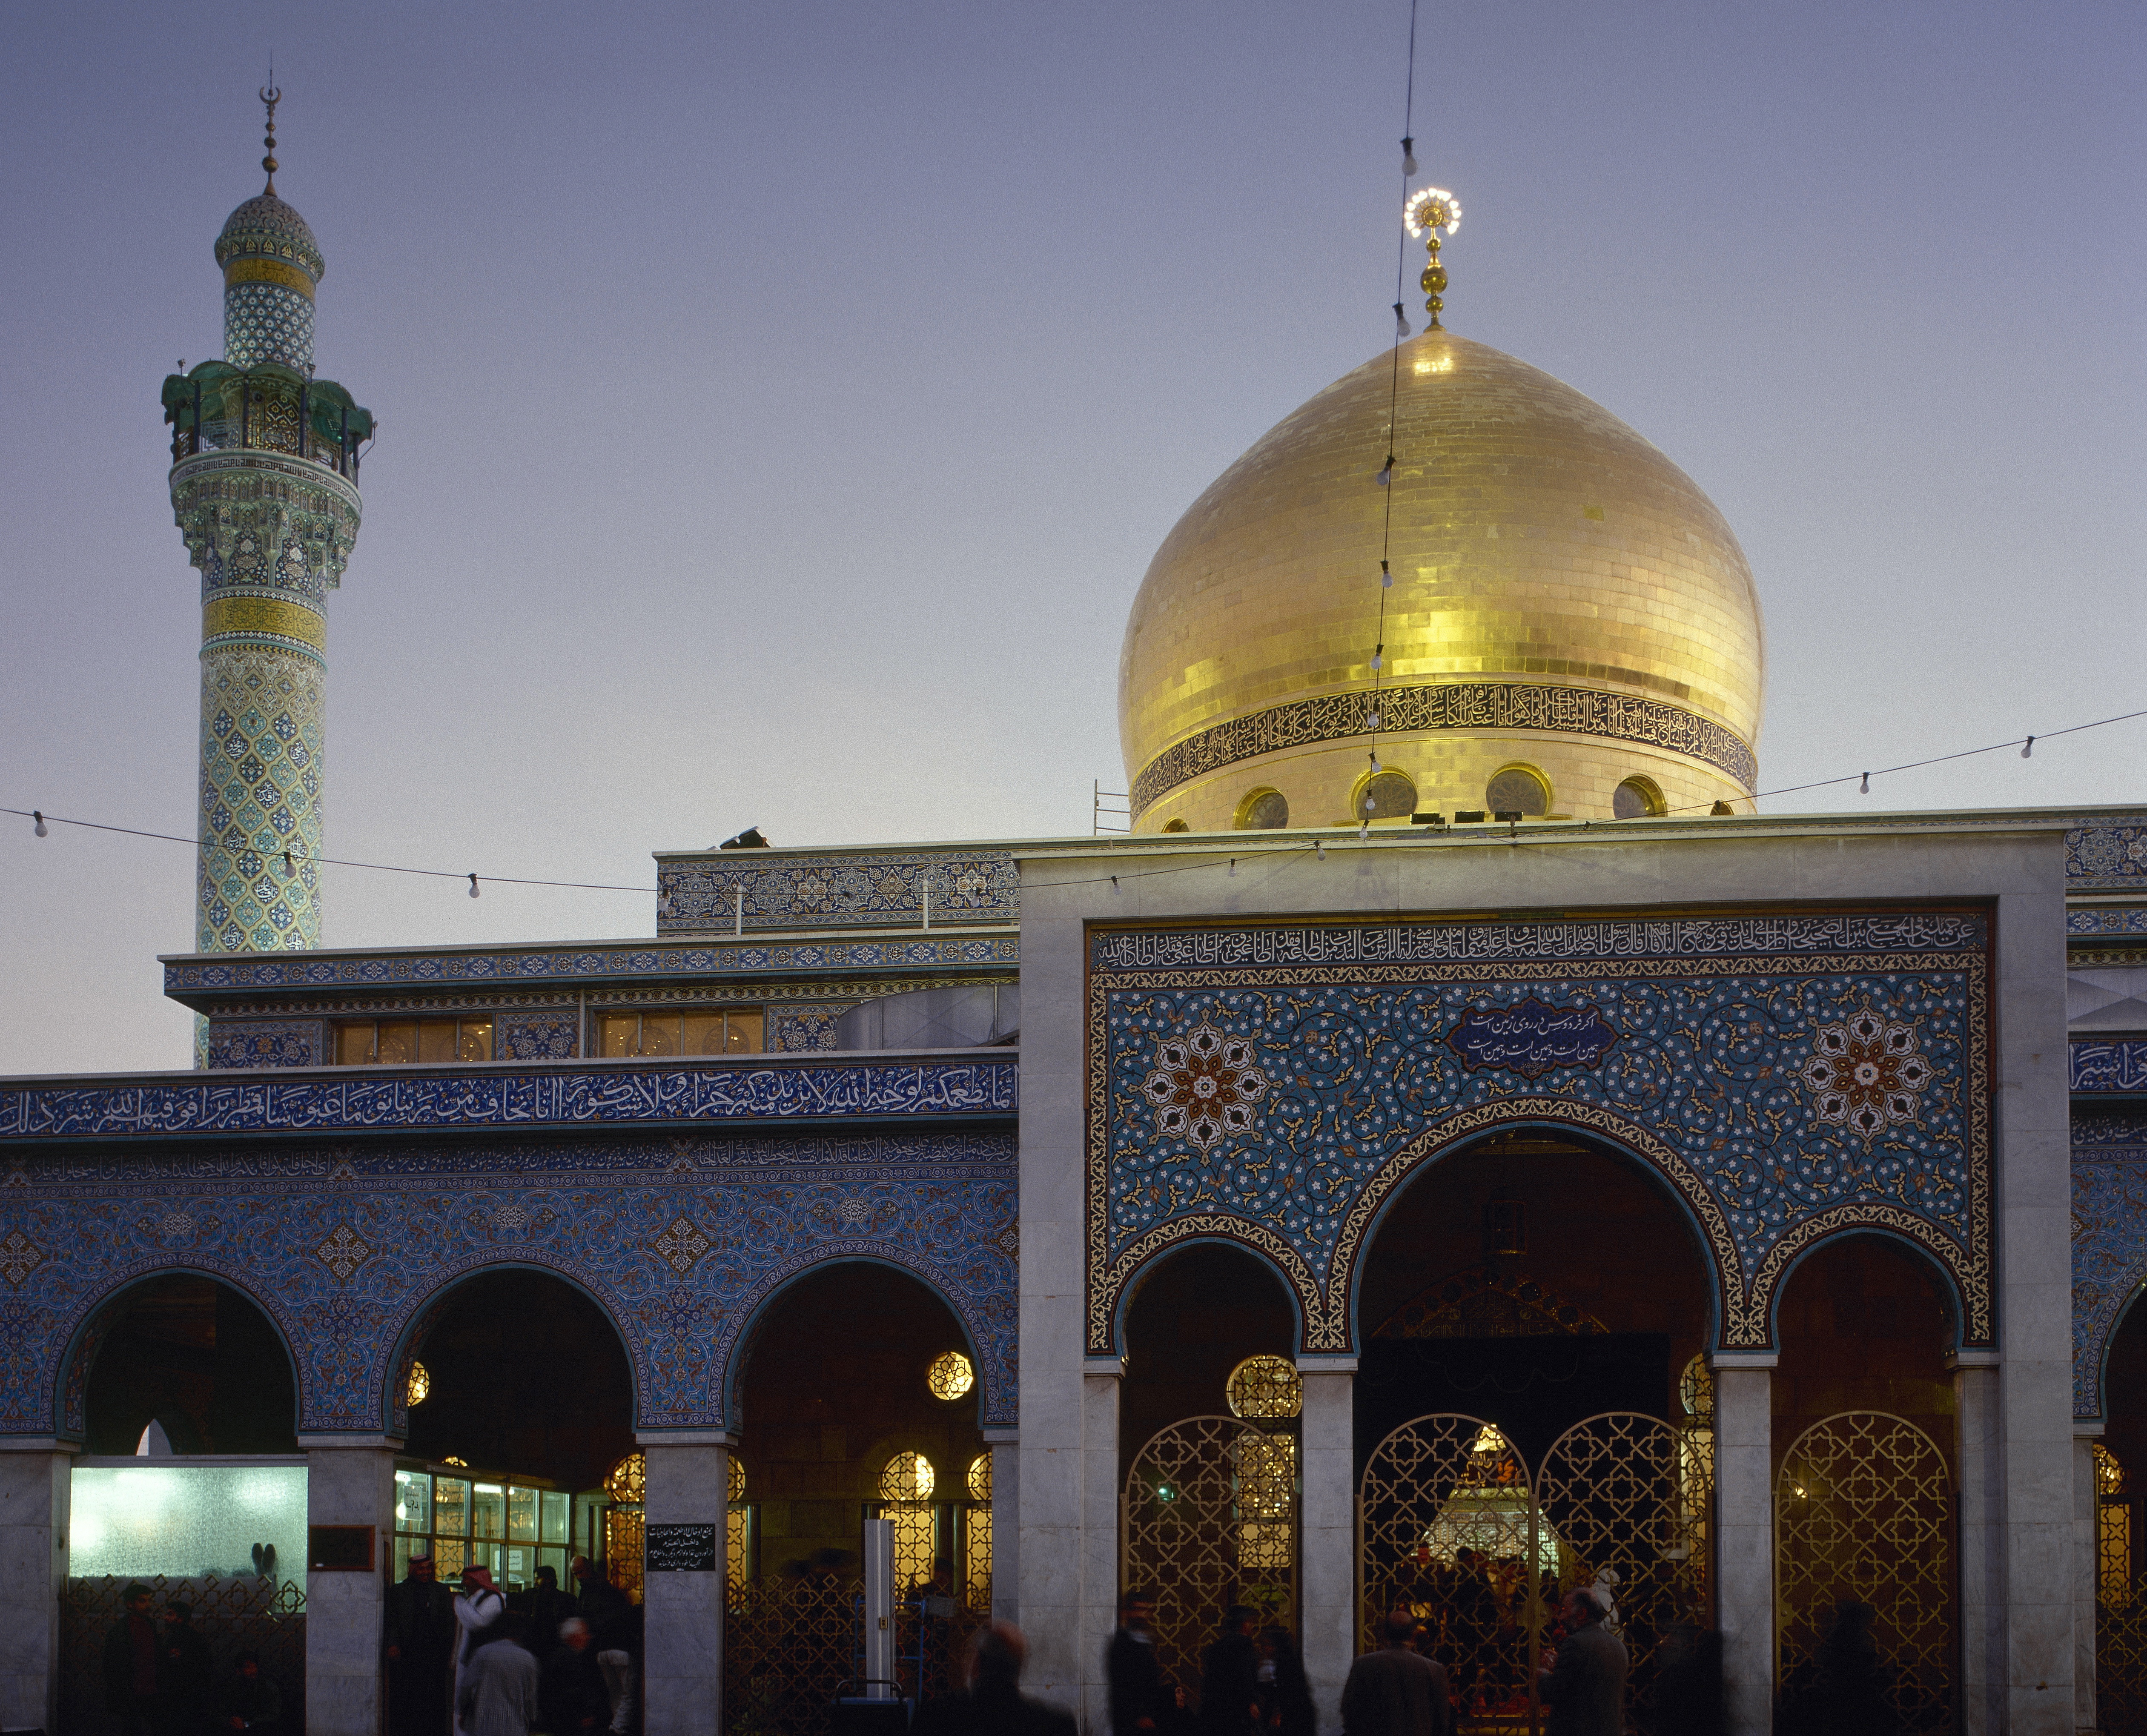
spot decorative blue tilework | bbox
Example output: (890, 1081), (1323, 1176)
(494, 1012), (579, 1061)
(2069, 823), (2147, 891)
(204, 1020), (323, 1070)
(8, 1131), (1015, 1436)
(2070, 906), (2147, 937)
(1087, 911), (1992, 1355)
(656, 848), (1018, 934)
(164, 935), (1019, 1001)
(2073, 1041), (2147, 1094)
(2071, 1113), (2147, 1416)
(0, 1057), (1018, 1142)
(768, 1008), (846, 1053)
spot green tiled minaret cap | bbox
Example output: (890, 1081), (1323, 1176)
(215, 192), (324, 282)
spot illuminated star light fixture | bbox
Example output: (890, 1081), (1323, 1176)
(1404, 187), (1463, 329)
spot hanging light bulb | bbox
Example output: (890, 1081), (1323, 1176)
(1858, 773), (1870, 795)
(1111, 875), (1120, 893)
(1370, 753), (1382, 775)
(1316, 840), (1326, 861)
(1371, 643), (1384, 671)
(1227, 858), (1237, 878)
(283, 848), (294, 875)
(1392, 302), (1410, 340)
(468, 872), (482, 898)
(1401, 136), (1418, 177)
(2021, 736), (2035, 759)
(1379, 560), (1393, 589)
(1375, 455), (1395, 487)
(32, 811), (48, 838)
(1359, 823), (1371, 841)
(1365, 711), (1381, 730)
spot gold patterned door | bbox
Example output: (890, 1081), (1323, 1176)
(1535, 1413), (1711, 1731)
(1359, 1415), (1541, 1733)
(1123, 1414), (1299, 1705)
(1775, 1412), (1954, 1736)
(2095, 1444), (2147, 1734)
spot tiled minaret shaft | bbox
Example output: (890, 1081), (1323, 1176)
(161, 94), (372, 977)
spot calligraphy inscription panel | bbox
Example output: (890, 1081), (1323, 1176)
(645, 1524), (719, 1572)
(1086, 910), (1992, 1354)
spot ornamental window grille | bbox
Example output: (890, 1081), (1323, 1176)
(1358, 1411), (1711, 1733)
(1775, 1412), (1952, 1736)
(2098, 1442), (2147, 1731)
(1226, 1355), (1304, 1420)
(926, 1352), (976, 1401)
(1613, 775), (1667, 819)
(1485, 765), (1551, 817)
(1123, 1415), (1299, 1710)
(597, 1009), (764, 1057)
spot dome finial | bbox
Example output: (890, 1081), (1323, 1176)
(1403, 187), (1462, 329)
(259, 67), (282, 194)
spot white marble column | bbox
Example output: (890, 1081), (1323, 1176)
(1709, 1355), (1774, 1736)
(1954, 1356), (2005, 1736)
(0, 1443), (71, 1733)
(301, 1435), (396, 1736)
(987, 1434), (1020, 1622)
(1081, 1363), (1124, 1732)
(2075, 1431), (2100, 1736)
(638, 1437), (728, 1736)
(1296, 1360), (1355, 1736)
(1995, 880), (2077, 1733)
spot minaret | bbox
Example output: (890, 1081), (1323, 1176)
(162, 89), (371, 976)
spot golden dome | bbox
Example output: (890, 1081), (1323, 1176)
(1118, 327), (1765, 831)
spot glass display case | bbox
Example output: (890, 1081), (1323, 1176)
(393, 1463), (579, 1589)
(71, 1461), (308, 1593)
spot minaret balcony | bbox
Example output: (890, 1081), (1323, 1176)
(163, 361), (374, 481)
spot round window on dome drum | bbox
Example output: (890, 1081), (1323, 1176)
(1485, 765), (1550, 816)
(1357, 771), (1417, 821)
(1236, 789), (1289, 830)
(1613, 776), (1666, 819)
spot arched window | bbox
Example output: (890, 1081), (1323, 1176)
(1485, 764), (1550, 816)
(1356, 769), (1418, 822)
(1225, 1354), (1303, 1419)
(603, 1450), (645, 1604)
(1161, 818), (1190, 833)
(925, 1351), (975, 1401)
(1614, 776), (1666, 819)
(879, 1451), (935, 1502)
(1236, 788), (1290, 830)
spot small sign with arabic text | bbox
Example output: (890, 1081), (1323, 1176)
(1445, 997), (1619, 1080)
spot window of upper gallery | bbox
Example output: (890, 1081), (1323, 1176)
(1484, 764), (1551, 818)
(1613, 775), (1668, 819)
(596, 1008), (765, 1058)
(335, 1017), (493, 1065)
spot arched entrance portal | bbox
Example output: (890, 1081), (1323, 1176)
(1353, 1129), (1714, 1733)
(63, 1275), (305, 1731)
(725, 1260), (990, 1736)
(1771, 1235), (1958, 1736)
(387, 1269), (638, 1733)
(1119, 1243), (1302, 1707)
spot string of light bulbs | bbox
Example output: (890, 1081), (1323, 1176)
(0, 807), (653, 897)
(8, 705), (2141, 905)
(1363, 0), (1423, 834)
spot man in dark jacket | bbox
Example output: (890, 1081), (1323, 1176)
(1107, 1590), (1170, 1734)
(384, 1551), (458, 1736)
(542, 1617), (611, 1736)
(524, 1563), (576, 1668)
(1199, 1606), (1261, 1736)
(1539, 1588), (1628, 1736)
(219, 1650), (283, 1732)
(158, 1600), (216, 1736)
(102, 1581), (161, 1734)
(1341, 1607), (1452, 1736)
(912, 1621), (1077, 1736)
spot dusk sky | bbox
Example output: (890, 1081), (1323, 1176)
(3, 1), (2142, 1074)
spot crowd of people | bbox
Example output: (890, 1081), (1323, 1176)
(382, 1551), (641, 1736)
(1103, 1583), (1725, 1736)
(100, 1584), (284, 1734)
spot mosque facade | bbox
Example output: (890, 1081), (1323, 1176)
(2, 126), (2143, 1736)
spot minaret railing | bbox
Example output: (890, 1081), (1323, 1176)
(166, 364), (369, 478)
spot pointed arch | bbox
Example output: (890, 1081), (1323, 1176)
(1102, 1228), (1314, 1361)
(381, 1255), (642, 1437)
(1338, 1101), (1732, 1353)
(718, 1244), (1012, 1432)
(56, 1262), (305, 1443)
